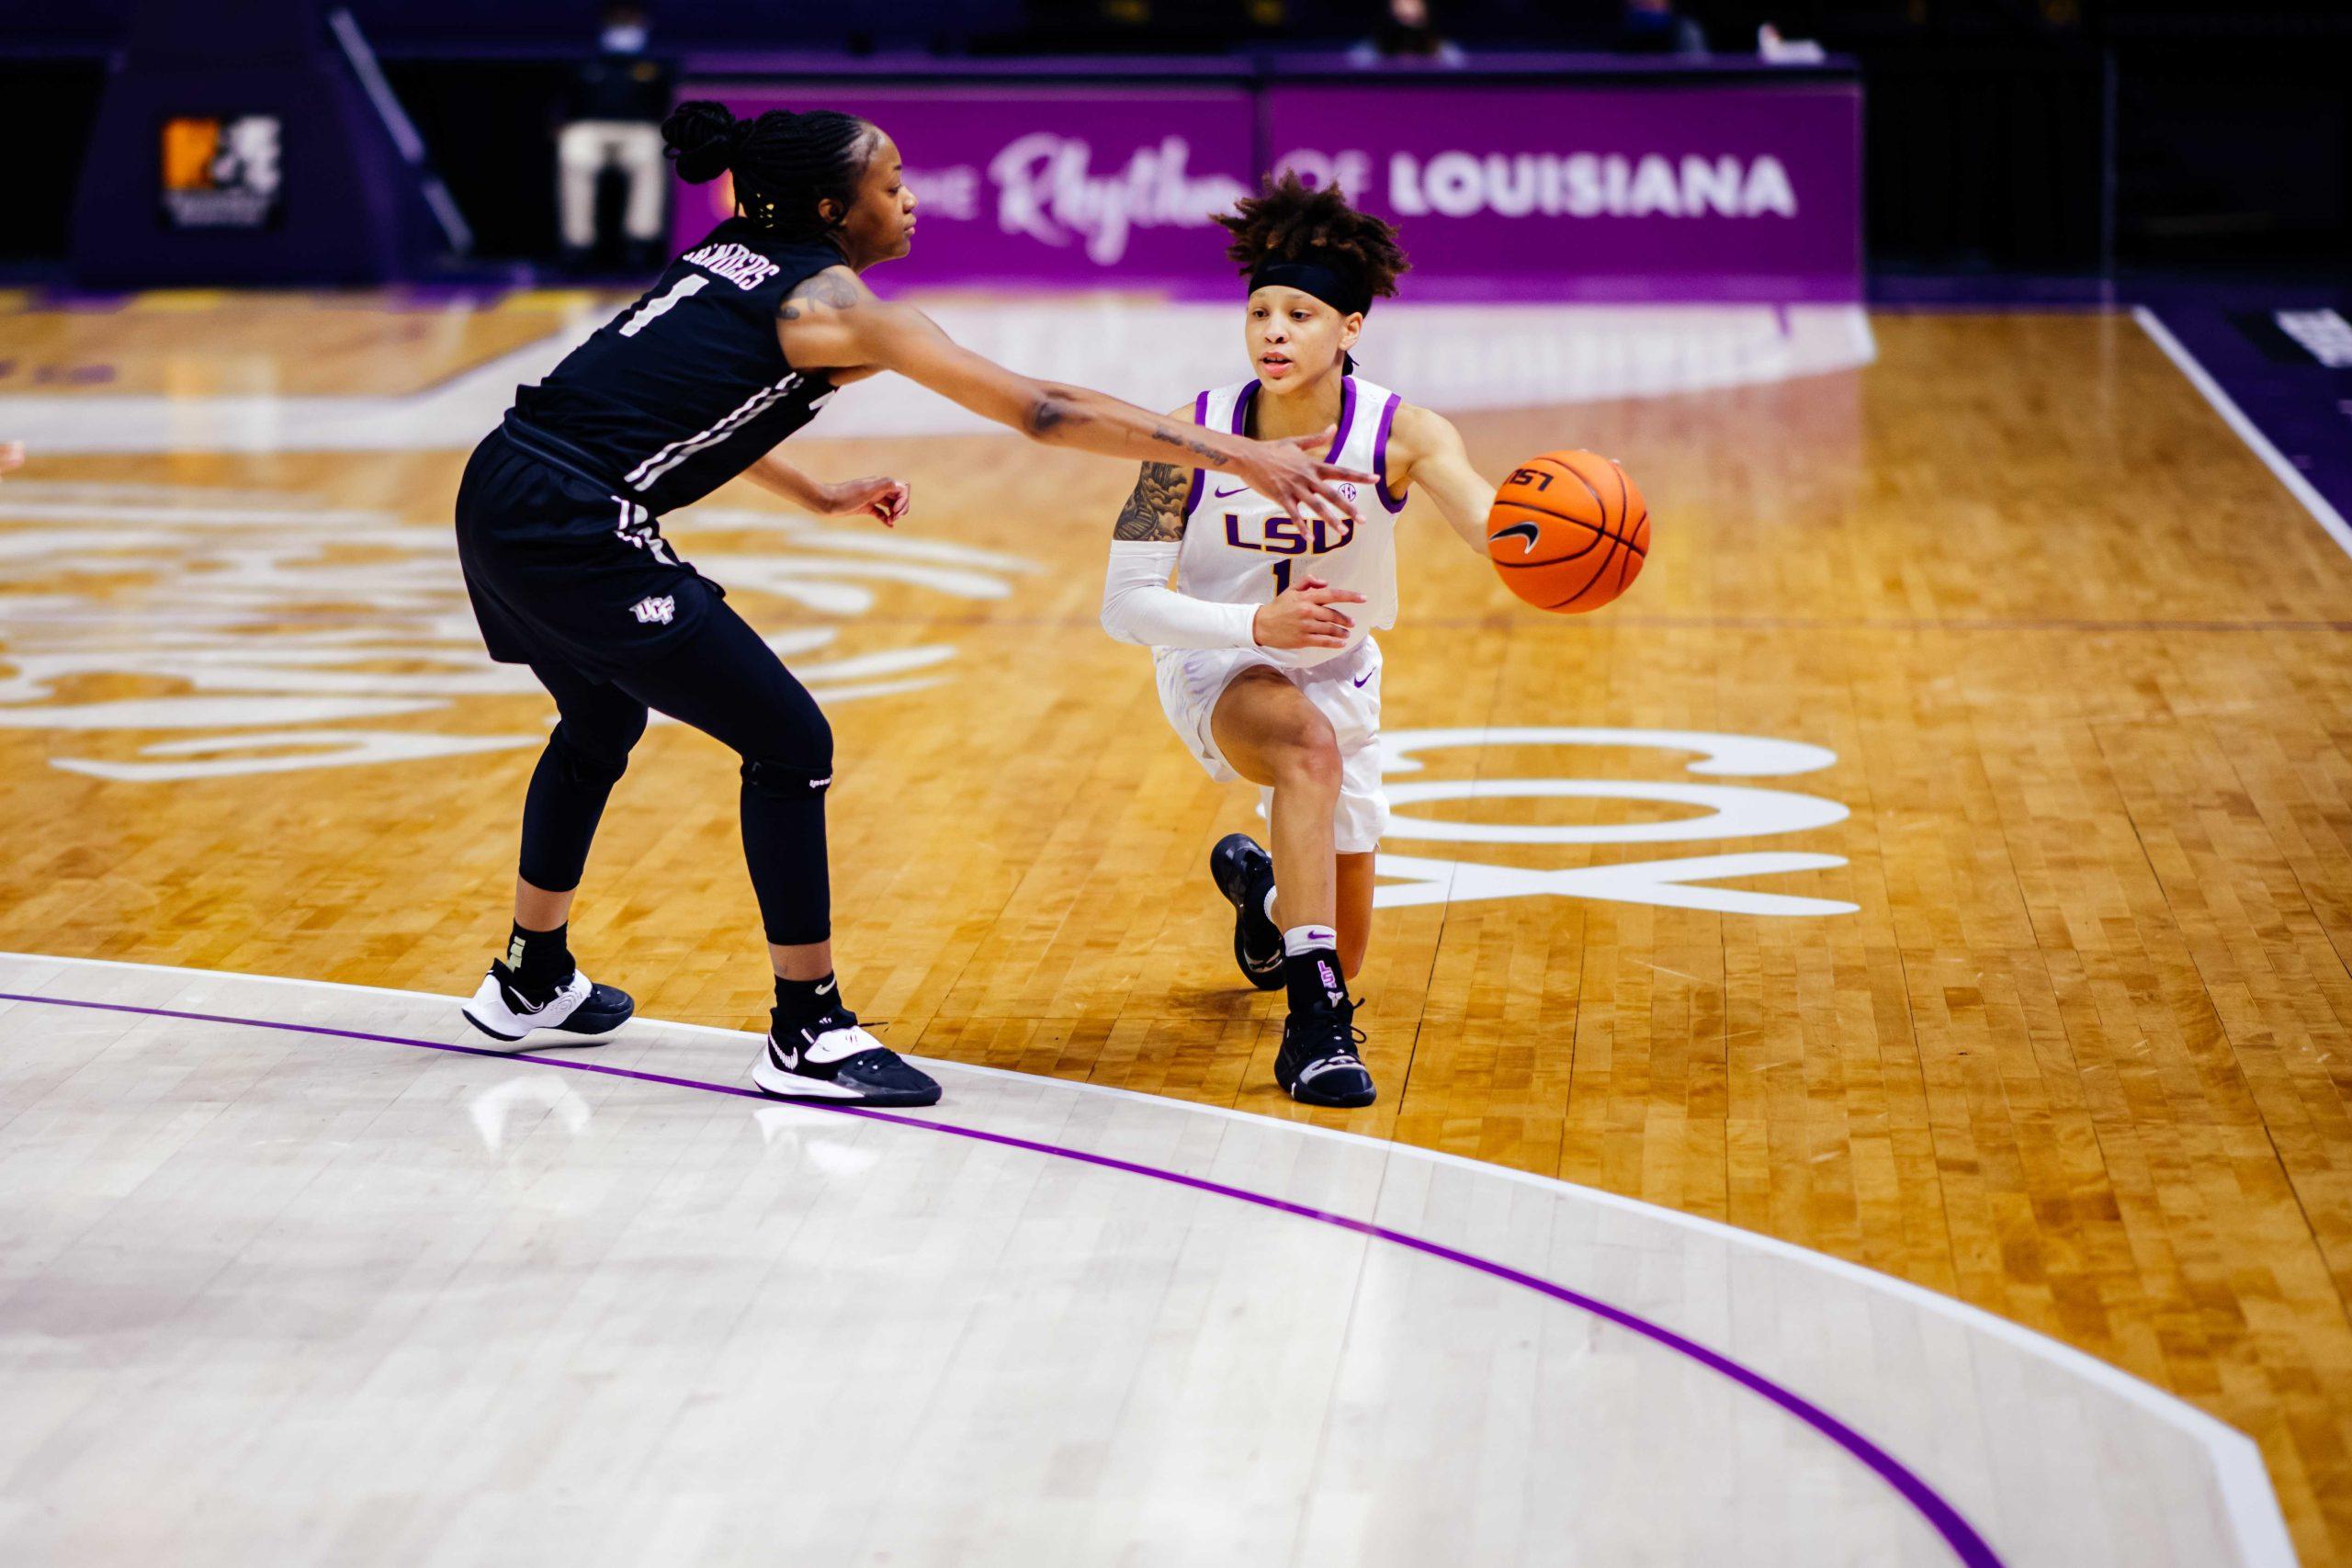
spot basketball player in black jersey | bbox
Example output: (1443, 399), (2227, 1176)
(455, 101), (1370, 1106)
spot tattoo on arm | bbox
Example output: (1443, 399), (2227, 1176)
(1028, 394), (1072, 435)
(1113, 462), (1191, 542)
(778, 269), (865, 321)
(1148, 422), (1227, 466)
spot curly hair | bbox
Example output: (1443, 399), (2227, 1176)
(1216, 171), (1411, 304)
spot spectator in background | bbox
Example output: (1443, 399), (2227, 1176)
(1615, 0), (1708, 54)
(1348, 0), (1468, 63)
(557, 3), (675, 274)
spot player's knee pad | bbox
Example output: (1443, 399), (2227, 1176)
(738, 705), (833, 794)
(741, 756), (832, 800)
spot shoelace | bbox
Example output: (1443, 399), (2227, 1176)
(1295, 1007), (1368, 1060)
(797, 1009), (912, 1062)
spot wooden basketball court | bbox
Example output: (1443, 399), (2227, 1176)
(2, 292), (2346, 1563)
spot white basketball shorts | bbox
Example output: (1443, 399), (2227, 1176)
(1152, 635), (1388, 854)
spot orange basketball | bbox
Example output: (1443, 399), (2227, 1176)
(1485, 450), (1649, 613)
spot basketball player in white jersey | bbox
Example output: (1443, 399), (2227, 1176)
(1100, 175), (1502, 1107)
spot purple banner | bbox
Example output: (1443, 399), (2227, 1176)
(673, 87), (1256, 288)
(1267, 83), (1860, 301)
(673, 78), (1860, 300)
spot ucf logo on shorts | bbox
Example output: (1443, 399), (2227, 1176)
(629, 594), (675, 626)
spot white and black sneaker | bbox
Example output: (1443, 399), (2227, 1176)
(461, 961), (634, 1048)
(1210, 832), (1285, 992)
(1274, 999), (1376, 1109)
(752, 1006), (942, 1107)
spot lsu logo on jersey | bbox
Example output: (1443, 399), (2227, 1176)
(1222, 513), (1357, 556)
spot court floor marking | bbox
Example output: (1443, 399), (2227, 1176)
(0, 951), (2298, 1567)
(2133, 304), (2352, 560)
(3, 980), (2002, 1563)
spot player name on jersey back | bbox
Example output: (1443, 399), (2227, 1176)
(505, 221), (843, 516)
(680, 242), (782, 291)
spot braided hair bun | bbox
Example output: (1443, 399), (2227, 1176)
(662, 99), (752, 185)
(662, 100), (878, 241)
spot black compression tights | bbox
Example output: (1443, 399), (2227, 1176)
(517, 603), (834, 946)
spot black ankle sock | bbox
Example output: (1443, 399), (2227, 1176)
(773, 973), (842, 1032)
(1283, 947), (1348, 1019)
(506, 921), (572, 995)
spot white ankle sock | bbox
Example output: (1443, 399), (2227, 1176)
(1282, 923), (1337, 956)
(1262, 885), (1280, 925)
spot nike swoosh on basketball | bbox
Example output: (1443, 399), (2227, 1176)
(1492, 521), (1544, 555)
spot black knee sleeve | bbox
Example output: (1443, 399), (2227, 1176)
(739, 755), (832, 946)
(551, 716), (641, 787)
(517, 717), (642, 891)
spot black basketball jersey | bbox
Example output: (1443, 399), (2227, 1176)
(509, 220), (844, 515)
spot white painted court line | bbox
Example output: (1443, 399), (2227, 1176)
(0, 947), (2297, 1568)
(2133, 304), (2352, 562)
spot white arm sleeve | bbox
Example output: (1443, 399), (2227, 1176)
(1100, 540), (1260, 649)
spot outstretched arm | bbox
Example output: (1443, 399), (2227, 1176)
(775, 267), (1368, 525)
(1388, 403), (1497, 554)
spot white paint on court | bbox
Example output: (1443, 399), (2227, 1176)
(0, 481), (1032, 782)
(0, 953), (2290, 1567)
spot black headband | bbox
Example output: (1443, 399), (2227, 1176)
(1248, 258), (1371, 318)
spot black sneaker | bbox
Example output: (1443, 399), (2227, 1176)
(752, 1006), (942, 1107)
(1274, 1001), (1376, 1108)
(1210, 833), (1285, 991)
(461, 961), (633, 1048)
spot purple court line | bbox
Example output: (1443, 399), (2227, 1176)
(3, 987), (2004, 1568)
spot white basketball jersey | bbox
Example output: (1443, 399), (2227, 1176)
(1177, 375), (1408, 670)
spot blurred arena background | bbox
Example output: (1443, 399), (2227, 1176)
(2, 0), (2346, 289)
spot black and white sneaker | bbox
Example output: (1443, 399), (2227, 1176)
(1210, 832), (1285, 992)
(752, 1006), (942, 1107)
(1274, 1001), (1376, 1109)
(460, 961), (634, 1048)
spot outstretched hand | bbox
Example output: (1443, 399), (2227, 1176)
(0, 443), (22, 480)
(826, 474), (910, 527)
(1233, 427), (1373, 529)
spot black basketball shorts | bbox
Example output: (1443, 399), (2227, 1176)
(454, 422), (722, 678)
